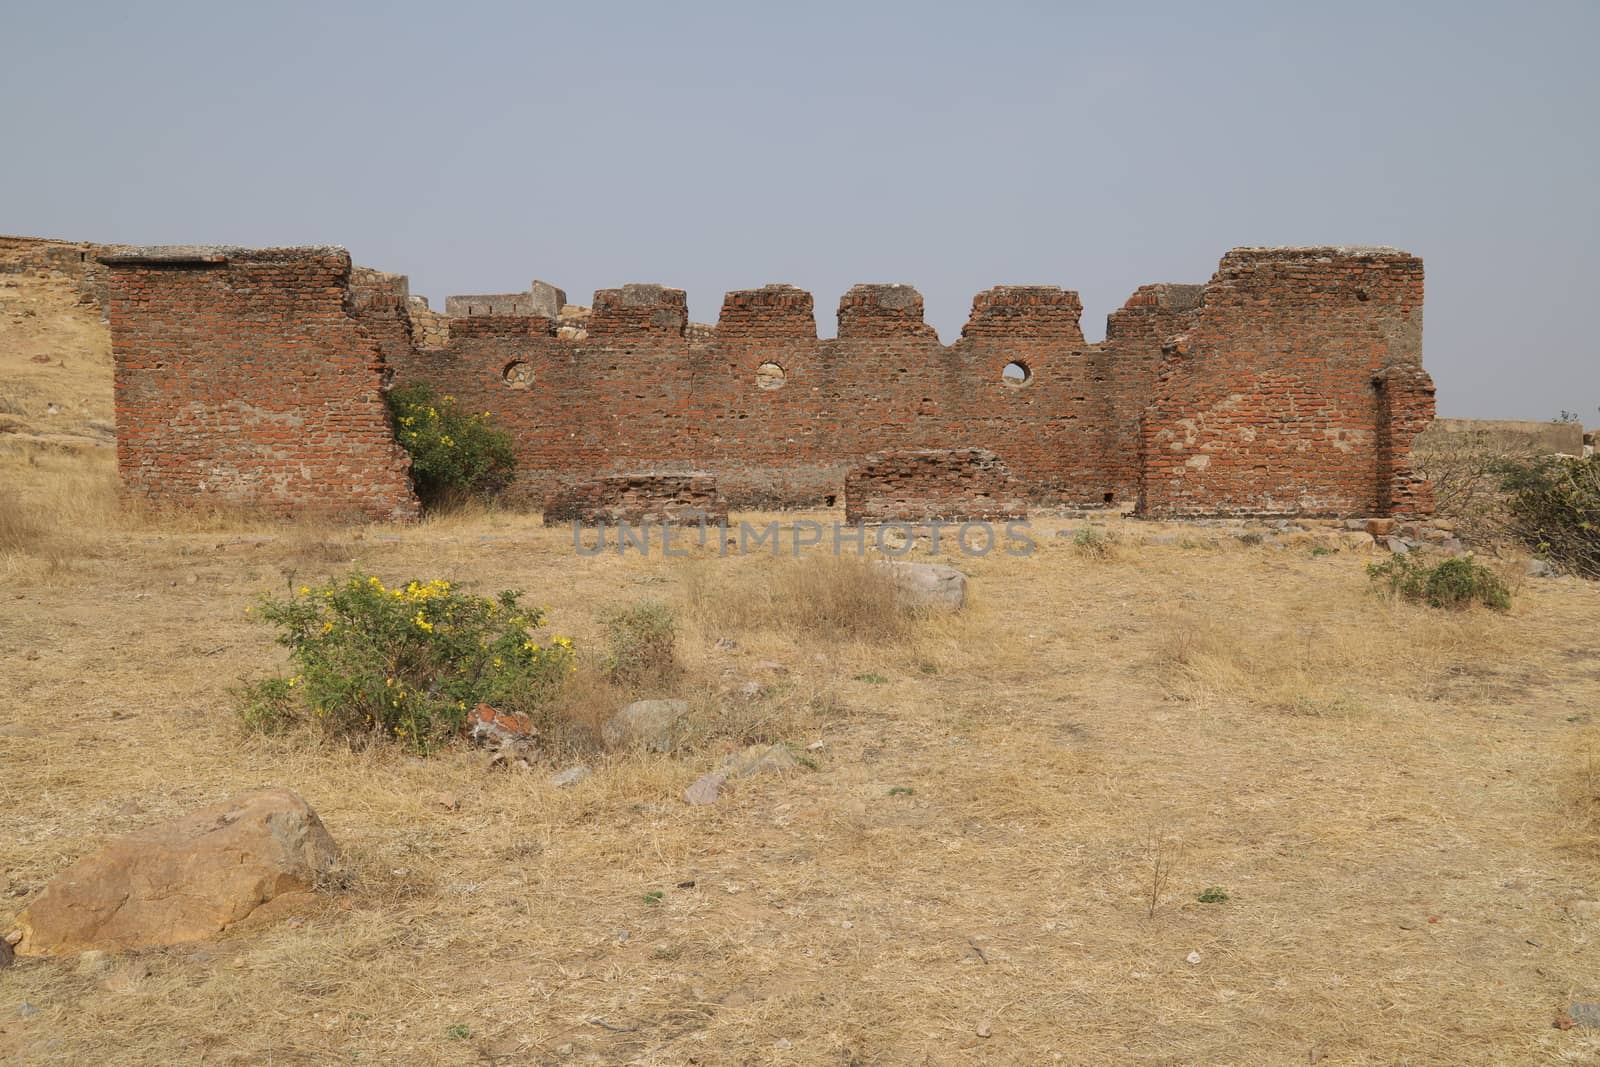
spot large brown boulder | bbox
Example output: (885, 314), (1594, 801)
(10, 788), (338, 956)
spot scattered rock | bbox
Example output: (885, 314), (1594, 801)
(734, 680), (766, 701)
(1526, 558), (1558, 578)
(713, 637), (738, 651)
(1185, 950), (1202, 965)
(29, 354), (51, 364)
(464, 703), (536, 750)
(684, 773), (725, 806)
(873, 560), (968, 612)
(805, 740), (826, 752)
(719, 743), (800, 779)
(1383, 536), (1409, 554)
(13, 788), (338, 956)
(753, 660), (788, 674)
(975, 1020), (993, 1039)
(1144, 533), (1182, 546)
(1570, 1002), (1600, 1029)
(1366, 518), (1396, 537)
(434, 792), (460, 812)
(18, 1000), (38, 1019)
(549, 765), (591, 788)
(603, 699), (689, 752)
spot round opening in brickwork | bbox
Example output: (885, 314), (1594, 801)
(502, 360), (534, 388)
(1355, 289), (1370, 302)
(756, 361), (786, 390)
(1002, 361), (1032, 387)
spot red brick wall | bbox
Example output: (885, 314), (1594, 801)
(106, 247), (419, 521)
(844, 449), (1027, 524)
(97, 241), (1432, 521)
(407, 281), (1168, 508)
(542, 473), (728, 526)
(1138, 248), (1433, 517)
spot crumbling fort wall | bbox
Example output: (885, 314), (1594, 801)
(98, 243), (1434, 521)
(105, 246), (419, 521)
(1138, 248), (1432, 517)
(411, 280), (1175, 510)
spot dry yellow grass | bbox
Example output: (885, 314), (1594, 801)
(3, 276), (1600, 1064)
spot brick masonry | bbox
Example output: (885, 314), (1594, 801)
(94, 241), (1435, 522)
(542, 472), (728, 526)
(407, 280), (1197, 511)
(844, 449), (1028, 524)
(1138, 248), (1433, 517)
(104, 246), (420, 521)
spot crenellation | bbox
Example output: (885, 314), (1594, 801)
(93, 241), (1435, 521)
(836, 284), (938, 339)
(587, 283), (689, 339)
(961, 286), (1085, 341)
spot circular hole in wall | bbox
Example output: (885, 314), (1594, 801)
(1354, 289), (1370, 302)
(502, 360), (534, 388)
(756, 361), (786, 390)
(1002, 361), (1031, 387)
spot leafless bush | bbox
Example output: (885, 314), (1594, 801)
(1410, 427), (1536, 551)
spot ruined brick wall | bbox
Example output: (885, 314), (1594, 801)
(347, 266), (416, 381)
(1, 234), (130, 312)
(1139, 248), (1433, 517)
(408, 280), (1168, 509)
(542, 472), (728, 526)
(844, 449), (1027, 524)
(445, 281), (566, 318)
(94, 240), (1430, 521)
(105, 246), (419, 521)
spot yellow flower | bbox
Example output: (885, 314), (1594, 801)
(287, 677), (297, 688)
(298, 586), (310, 596)
(320, 621), (334, 634)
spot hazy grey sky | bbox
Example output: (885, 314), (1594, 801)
(3, 1), (1595, 419)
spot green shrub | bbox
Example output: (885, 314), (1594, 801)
(1071, 527), (1119, 559)
(1497, 454), (1600, 580)
(236, 573), (574, 750)
(386, 382), (516, 508)
(600, 598), (678, 686)
(1366, 553), (1511, 612)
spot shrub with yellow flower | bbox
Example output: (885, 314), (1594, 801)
(234, 571), (574, 752)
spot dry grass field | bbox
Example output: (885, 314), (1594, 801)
(3, 274), (1600, 1065)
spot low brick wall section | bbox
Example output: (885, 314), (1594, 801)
(542, 473), (729, 526)
(844, 449), (1029, 524)
(1424, 418), (1585, 456)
